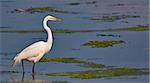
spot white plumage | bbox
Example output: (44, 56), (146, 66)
(13, 41), (46, 65)
(12, 15), (62, 73)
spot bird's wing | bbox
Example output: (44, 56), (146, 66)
(21, 41), (46, 53)
(27, 53), (44, 62)
(13, 41), (46, 65)
(18, 41), (46, 59)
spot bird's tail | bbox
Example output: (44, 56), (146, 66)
(12, 55), (21, 68)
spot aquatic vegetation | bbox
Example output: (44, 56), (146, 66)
(91, 16), (119, 21)
(27, 7), (68, 13)
(40, 57), (106, 68)
(90, 15), (140, 21)
(0, 26), (149, 33)
(47, 68), (149, 79)
(114, 26), (149, 31)
(0, 29), (99, 33)
(11, 6), (68, 14)
(11, 7), (79, 14)
(81, 40), (125, 48)
(0, 29), (44, 33)
(79, 62), (106, 68)
(54, 29), (98, 33)
(40, 57), (85, 63)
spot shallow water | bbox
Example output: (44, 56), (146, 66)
(0, 0), (149, 83)
(1, 0), (148, 29)
(0, 31), (149, 82)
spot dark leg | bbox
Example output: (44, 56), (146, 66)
(32, 63), (35, 74)
(21, 60), (24, 73)
(21, 72), (25, 81)
(32, 73), (35, 80)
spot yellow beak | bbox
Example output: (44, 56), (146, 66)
(49, 17), (62, 21)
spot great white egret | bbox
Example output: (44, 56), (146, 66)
(12, 15), (62, 73)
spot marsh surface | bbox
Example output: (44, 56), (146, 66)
(0, 0), (149, 83)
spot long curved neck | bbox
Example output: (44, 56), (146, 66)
(43, 18), (53, 45)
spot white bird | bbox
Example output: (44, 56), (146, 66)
(12, 15), (62, 73)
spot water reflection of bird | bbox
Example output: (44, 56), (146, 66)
(11, 72), (47, 83)
(12, 15), (62, 73)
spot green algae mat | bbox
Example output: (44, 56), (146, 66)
(47, 68), (149, 79)
(81, 40), (125, 48)
(0, 26), (149, 33)
(40, 57), (106, 68)
(39, 57), (149, 79)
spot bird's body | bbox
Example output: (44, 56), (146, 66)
(12, 15), (61, 73)
(13, 41), (49, 64)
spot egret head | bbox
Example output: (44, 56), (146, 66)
(45, 15), (62, 21)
